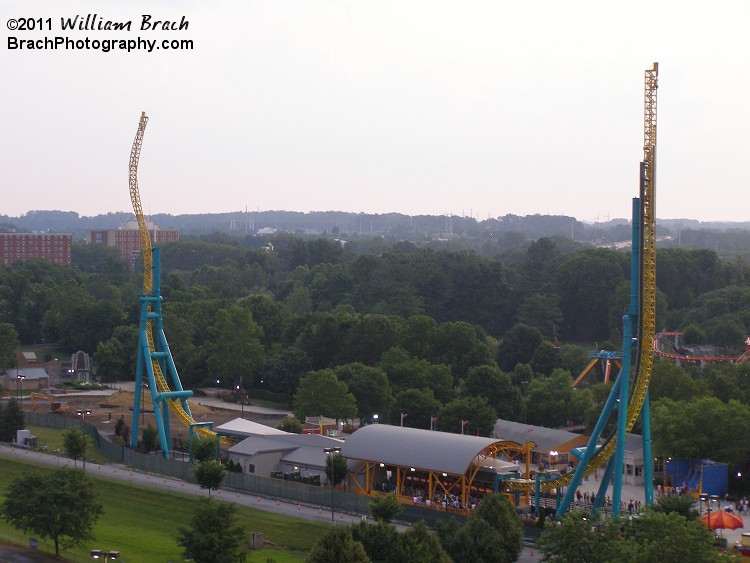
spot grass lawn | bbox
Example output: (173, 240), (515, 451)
(27, 424), (115, 466)
(0, 457), (326, 562)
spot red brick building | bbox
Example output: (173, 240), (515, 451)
(0, 233), (72, 266)
(86, 221), (179, 265)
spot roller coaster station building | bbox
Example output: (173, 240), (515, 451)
(224, 420), (649, 512)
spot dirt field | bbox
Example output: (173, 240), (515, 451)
(25, 390), (283, 446)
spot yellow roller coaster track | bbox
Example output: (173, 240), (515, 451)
(506, 63), (658, 493)
(129, 112), (222, 442)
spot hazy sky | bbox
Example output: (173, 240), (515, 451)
(2, 1), (748, 222)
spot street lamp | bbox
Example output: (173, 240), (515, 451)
(215, 379), (220, 398)
(699, 493), (707, 513)
(76, 409), (92, 471)
(323, 447), (342, 522)
(16, 374), (25, 399)
(91, 549), (120, 560)
(236, 385), (244, 419)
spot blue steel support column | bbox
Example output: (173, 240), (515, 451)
(630, 197), (641, 338)
(611, 314), (631, 517)
(558, 198), (643, 517)
(612, 198), (641, 516)
(143, 346), (170, 457)
(132, 291), (154, 449)
(556, 374), (622, 516)
(131, 341), (144, 448)
(642, 390), (654, 504)
(161, 398), (171, 456)
(131, 243), (214, 457)
(593, 458), (616, 514)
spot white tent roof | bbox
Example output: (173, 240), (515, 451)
(215, 418), (288, 438)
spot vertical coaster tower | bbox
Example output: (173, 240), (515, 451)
(129, 112), (215, 457)
(556, 63), (658, 515)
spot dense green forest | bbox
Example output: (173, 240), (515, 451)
(2, 234), (750, 478)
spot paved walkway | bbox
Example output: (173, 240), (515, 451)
(0, 541), (60, 563)
(576, 476), (746, 551)
(0, 443), (369, 561)
(2, 444), (743, 561)
(0, 443), (359, 522)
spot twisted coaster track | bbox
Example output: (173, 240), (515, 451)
(129, 112), (221, 451)
(654, 331), (750, 363)
(505, 64), (659, 496)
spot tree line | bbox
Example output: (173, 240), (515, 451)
(2, 235), (750, 473)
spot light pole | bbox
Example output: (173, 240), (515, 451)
(236, 385), (244, 419)
(91, 549), (120, 560)
(16, 374), (25, 399)
(324, 447), (342, 522)
(216, 379), (220, 398)
(699, 493), (708, 514)
(76, 409), (92, 471)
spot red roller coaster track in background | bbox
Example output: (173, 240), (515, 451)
(652, 331), (750, 364)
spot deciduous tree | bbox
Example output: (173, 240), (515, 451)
(539, 508), (717, 563)
(461, 364), (522, 421)
(62, 428), (86, 467)
(537, 510), (624, 562)
(0, 322), (19, 368)
(293, 369), (357, 422)
(496, 323), (544, 372)
(437, 494), (523, 563)
(193, 460), (227, 497)
(176, 498), (247, 562)
(392, 388), (442, 429)
(1, 468), (103, 557)
(325, 452), (348, 487)
(141, 423), (158, 453)
(189, 435), (219, 463)
(339, 363), (393, 422)
(261, 345), (311, 403)
(0, 397), (25, 442)
(277, 416), (303, 433)
(399, 521), (451, 563)
(368, 493), (402, 523)
(652, 493), (699, 520)
(306, 526), (369, 563)
(652, 397), (750, 464)
(439, 396), (497, 436)
(525, 369), (592, 427)
(202, 305), (265, 389)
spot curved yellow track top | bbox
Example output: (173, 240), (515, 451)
(129, 112), (222, 442)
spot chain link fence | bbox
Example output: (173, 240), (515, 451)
(23, 413), (473, 528)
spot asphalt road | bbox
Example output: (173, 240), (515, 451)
(0, 444), (542, 562)
(0, 443), (363, 523)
